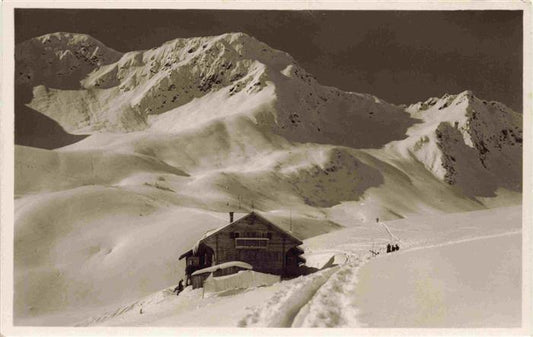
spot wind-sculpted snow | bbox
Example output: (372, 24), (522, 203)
(13, 32), (523, 326)
(77, 206), (521, 328)
(15, 145), (188, 195)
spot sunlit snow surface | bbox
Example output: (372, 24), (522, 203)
(14, 32), (523, 327)
(76, 206), (521, 328)
(352, 232), (521, 327)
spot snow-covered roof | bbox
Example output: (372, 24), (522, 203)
(192, 227), (219, 254)
(191, 261), (253, 276)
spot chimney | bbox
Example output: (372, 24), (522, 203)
(229, 212), (234, 223)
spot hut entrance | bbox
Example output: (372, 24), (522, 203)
(182, 243), (214, 286)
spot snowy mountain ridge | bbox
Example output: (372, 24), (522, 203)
(22, 32), (414, 149)
(16, 31), (522, 213)
(16, 32), (123, 90)
(396, 90), (522, 196)
(13, 32), (523, 326)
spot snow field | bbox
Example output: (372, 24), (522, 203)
(351, 232), (522, 327)
(75, 206), (522, 327)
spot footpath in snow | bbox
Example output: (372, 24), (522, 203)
(290, 254), (367, 328)
(82, 206), (522, 328)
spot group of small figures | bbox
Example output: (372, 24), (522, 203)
(386, 243), (400, 253)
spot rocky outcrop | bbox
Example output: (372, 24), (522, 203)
(404, 91), (522, 196)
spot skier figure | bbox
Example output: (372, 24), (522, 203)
(174, 280), (184, 296)
(386, 243), (391, 253)
(395, 244), (400, 251)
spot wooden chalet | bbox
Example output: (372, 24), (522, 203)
(179, 212), (305, 288)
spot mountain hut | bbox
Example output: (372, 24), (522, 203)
(179, 212), (305, 288)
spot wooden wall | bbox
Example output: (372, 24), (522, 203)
(191, 273), (210, 289)
(201, 213), (301, 276)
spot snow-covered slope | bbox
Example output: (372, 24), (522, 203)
(351, 232), (521, 327)
(76, 206), (521, 328)
(13, 32), (523, 326)
(26, 32), (414, 148)
(16, 32), (122, 90)
(15, 145), (188, 195)
(391, 91), (522, 197)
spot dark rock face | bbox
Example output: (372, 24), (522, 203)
(15, 33), (122, 149)
(429, 93), (522, 197)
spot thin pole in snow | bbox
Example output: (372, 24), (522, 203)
(290, 209), (293, 233)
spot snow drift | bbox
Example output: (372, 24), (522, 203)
(13, 31), (523, 326)
(203, 270), (280, 295)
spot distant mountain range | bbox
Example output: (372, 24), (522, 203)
(13, 32), (522, 325)
(16, 31), (522, 205)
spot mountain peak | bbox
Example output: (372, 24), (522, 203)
(399, 88), (522, 195)
(458, 89), (475, 98)
(406, 90), (482, 115)
(24, 31), (415, 149)
(16, 32), (122, 90)
(22, 32), (122, 59)
(34, 32), (99, 44)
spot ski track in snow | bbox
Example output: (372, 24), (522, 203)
(237, 267), (340, 327)
(239, 229), (521, 328)
(78, 226), (521, 327)
(291, 254), (369, 328)
(238, 251), (373, 328)
(404, 230), (521, 253)
(378, 221), (402, 243)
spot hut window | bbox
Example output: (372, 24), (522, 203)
(235, 238), (268, 249)
(240, 231), (271, 238)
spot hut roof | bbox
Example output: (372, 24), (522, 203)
(180, 211), (303, 259)
(201, 211), (302, 243)
(191, 261), (253, 276)
(178, 250), (192, 260)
